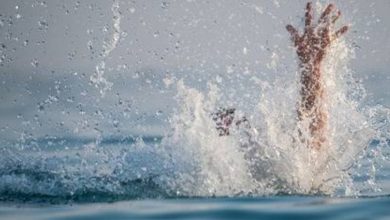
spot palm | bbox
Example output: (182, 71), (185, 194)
(286, 3), (348, 64)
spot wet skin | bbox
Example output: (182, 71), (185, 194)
(214, 2), (349, 151)
(286, 2), (348, 150)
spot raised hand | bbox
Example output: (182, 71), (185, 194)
(286, 2), (348, 65)
(286, 2), (349, 150)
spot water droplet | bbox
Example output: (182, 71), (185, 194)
(87, 40), (93, 50)
(226, 65), (234, 74)
(31, 58), (39, 67)
(216, 75), (222, 83)
(38, 20), (48, 30)
(113, 120), (119, 128)
(74, 1), (80, 10)
(161, 2), (169, 9)
(156, 110), (163, 116)
(67, 51), (76, 60)
(66, 96), (75, 103)
(243, 47), (248, 55)
(40, 1), (47, 7)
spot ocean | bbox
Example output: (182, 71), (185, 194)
(0, 136), (389, 219)
(1, 196), (390, 220)
(1, 0), (390, 219)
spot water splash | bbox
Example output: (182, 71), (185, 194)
(2, 38), (388, 202)
(161, 37), (389, 196)
(90, 0), (121, 97)
(1, 2), (389, 203)
(161, 81), (258, 196)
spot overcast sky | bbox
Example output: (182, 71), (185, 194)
(0, 0), (389, 141)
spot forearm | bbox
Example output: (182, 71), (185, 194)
(298, 60), (328, 149)
(299, 62), (324, 112)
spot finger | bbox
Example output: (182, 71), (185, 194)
(305, 2), (313, 28)
(286, 24), (300, 45)
(286, 24), (298, 36)
(335, 25), (349, 38)
(320, 28), (331, 48)
(319, 4), (334, 23)
(331, 10), (341, 24)
(316, 18), (330, 40)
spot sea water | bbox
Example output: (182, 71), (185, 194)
(1, 0), (390, 219)
(1, 196), (390, 220)
(0, 136), (389, 219)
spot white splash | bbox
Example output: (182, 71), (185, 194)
(103, 0), (121, 57)
(163, 80), (259, 196)
(90, 0), (121, 97)
(163, 37), (382, 196)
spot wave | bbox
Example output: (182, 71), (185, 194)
(0, 136), (169, 203)
(0, 135), (388, 203)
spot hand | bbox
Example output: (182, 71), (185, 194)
(212, 108), (235, 136)
(212, 108), (250, 136)
(286, 2), (348, 65)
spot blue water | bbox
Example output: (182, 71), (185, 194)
(0, 137), (389, 219)
(1, 196), (390, 220)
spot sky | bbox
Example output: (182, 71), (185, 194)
(0, 0), (389, 141)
